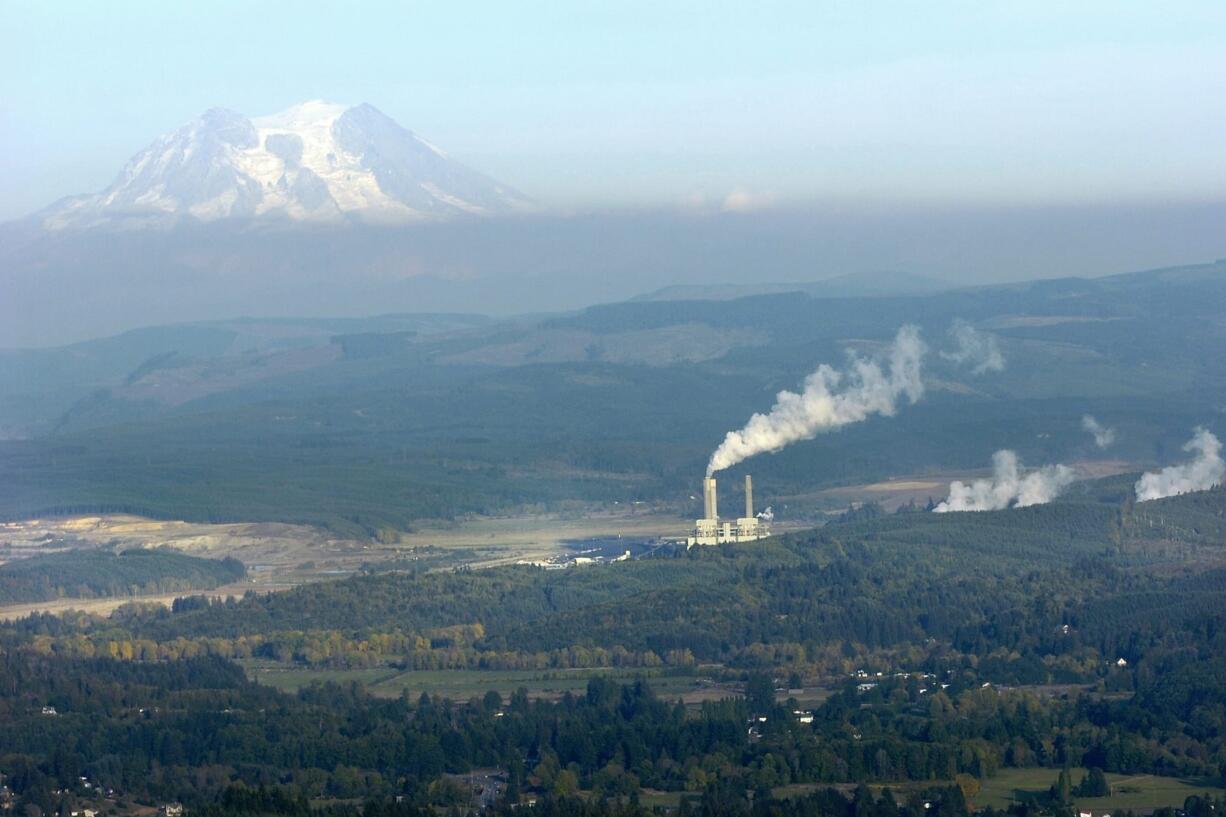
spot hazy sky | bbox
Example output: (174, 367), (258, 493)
(3, 1), (1226, 220)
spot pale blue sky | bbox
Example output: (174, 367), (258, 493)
(3, 1), (1225, 219)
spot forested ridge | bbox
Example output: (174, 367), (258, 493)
(0, 548), (245, 604)
(5, 264), (1226, 537)
(14, 489), (1221, 678)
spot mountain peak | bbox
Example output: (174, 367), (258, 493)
(253, 100), (348, 130)
(36, 102), (530, 230)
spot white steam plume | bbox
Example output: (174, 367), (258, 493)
(1081, 415), (1116, 449)
(934, 450), (1076, 512)
(706, 325), (925, 474)
(757, 506), (774, 523)
(1135, 427), (1224, 502)
(941, 319), (1004, 374)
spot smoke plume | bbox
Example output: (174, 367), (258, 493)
(934, 450), (1076, 512)
(757, 506), (775, 523)
(1135, 427), (1225, 501)
(706, 325), (925, 474)
(1081, 414), (1116, 448)
(941, 320), (1004, 374)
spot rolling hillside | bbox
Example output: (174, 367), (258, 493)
(1, 261), (1224, 534)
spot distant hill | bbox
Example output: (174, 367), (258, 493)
(1, 260), (1225, 535)
(0, 313), (489, 439)
(632, 269), (953, 301)
(0, 548), (245, 604)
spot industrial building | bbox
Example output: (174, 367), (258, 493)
(687, 474), (770, 547)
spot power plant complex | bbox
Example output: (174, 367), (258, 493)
(686, 474), (770, 547)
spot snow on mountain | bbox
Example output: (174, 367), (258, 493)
(37, 101), (531, 229)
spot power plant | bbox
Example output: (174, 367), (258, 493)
(686, 474), (770, 547)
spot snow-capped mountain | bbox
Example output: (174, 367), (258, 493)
(38, 101), (531, 229)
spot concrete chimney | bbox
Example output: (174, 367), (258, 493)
(703, 476), (718, 520)
(745, 474), (753, 519)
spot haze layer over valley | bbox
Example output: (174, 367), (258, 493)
(5, 100), (1226, 347)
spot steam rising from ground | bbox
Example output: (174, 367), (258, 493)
(941, 320), (1004, 374)
(706, 325), (925, 474)
(934, 450), (1076, 512)
(1135, 427), (1224, 501)
(1081, 414), (1116, 448)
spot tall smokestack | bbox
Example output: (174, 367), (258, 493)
(745, 475), (753, 519)
(703, 476), (718, 520)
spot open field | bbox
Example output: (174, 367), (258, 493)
(771, 768), (1226, 814)
(0, 507), (703, 570)
(0, 501), (821, 619)
(0, 507), (703, 618)
(803, 459), (1137, 514)
(0, 456), (1141, 620)
(240, 660), (842, 708)
(239, 661), (737, 702)
(975, 767), (1226, 812)
(0, 514), (367, 578)
(393, 510), (695, 566)
(0, 515), (364, 618)
(636, 790), (685, 809)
